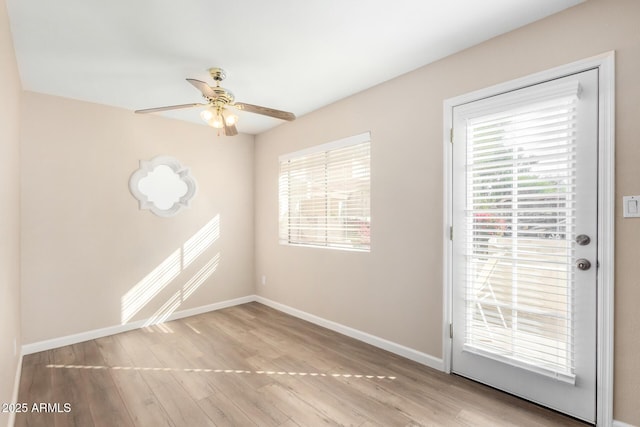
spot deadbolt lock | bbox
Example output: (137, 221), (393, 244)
(576, 258), (591, 271)
(576, 234), (591, 246)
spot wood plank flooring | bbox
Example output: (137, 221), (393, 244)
(15, 302), (588, 426)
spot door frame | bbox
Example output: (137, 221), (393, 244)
(442, 51), (615, 426)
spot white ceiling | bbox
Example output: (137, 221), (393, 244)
(6, 0), (584, 135)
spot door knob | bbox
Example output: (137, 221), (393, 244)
(576, 258), (591, 271)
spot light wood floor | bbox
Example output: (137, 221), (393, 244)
(16, 302), (587, 426)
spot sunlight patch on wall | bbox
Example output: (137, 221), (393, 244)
(142, 253), (221, 329)
(183, 254), (220, 299)
(121, 215), (221, 325)
(121, 249), (181, 324)
(183, 215), (220, 268)
(142, 292), (181, 330)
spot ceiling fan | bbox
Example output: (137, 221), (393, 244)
(135, 67), (296, 136)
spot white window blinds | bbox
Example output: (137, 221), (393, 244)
(279, 132), (371, 251)
(462, 83), (580, 382)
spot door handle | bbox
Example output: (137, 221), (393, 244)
(576, 258), (591, 271)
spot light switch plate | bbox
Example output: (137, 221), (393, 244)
(623, 195), (640, 218)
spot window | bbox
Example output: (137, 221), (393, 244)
(279, 132), (371, 251)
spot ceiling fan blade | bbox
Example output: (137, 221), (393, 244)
(135, 103), (206, 114)
(186, 78), (217, 99)
(233, 102), (296, 121)
(224, 122), (238, 136)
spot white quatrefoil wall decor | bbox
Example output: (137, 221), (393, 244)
(129, 156), (197, 217)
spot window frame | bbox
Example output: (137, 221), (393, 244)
(278, 132), (371, 252)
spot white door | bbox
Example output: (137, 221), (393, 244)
(451, 69), (598, 422)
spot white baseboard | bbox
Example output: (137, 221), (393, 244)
(21, 294), (444, 374)
(8, 352), (23, 427)
(19, 294), (625, 425)
(254, 296), (444, 371)
(21, 295), (255, 355)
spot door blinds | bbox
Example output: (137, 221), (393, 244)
(462, 83), (580, 382)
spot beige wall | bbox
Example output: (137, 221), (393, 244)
(20, 92), (255, 344)
(0, 0), (22, 425)
(254, 0), (640, 424)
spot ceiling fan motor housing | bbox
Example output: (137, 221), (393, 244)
(209, 87), (235, 106)
(209, 67), (227, 82)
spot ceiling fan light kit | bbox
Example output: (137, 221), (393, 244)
(200, 106), (239, 136)
(134, 67), (296, 136)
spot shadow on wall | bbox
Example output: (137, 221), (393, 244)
(120, 215), (221, 330)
